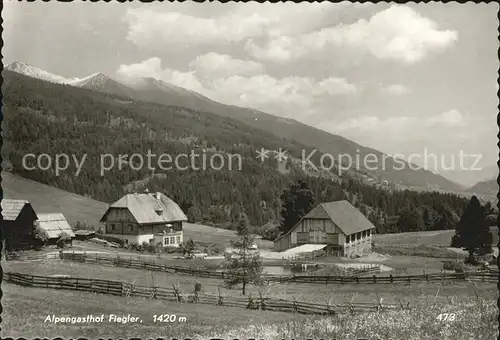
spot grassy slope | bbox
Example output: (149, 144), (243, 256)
(1, 283), (313, 339)
(3, 284), (496, 340)
(2, 171), (273, 247)
(373, 229), (499, 259)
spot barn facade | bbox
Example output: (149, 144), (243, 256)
(274, 200), (375, 258)
(1, 199), (38, 251)
(99, 190), (188, 247)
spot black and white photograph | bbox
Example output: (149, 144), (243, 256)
(1, 2), (498, 339)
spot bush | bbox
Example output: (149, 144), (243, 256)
(442, 261), (466, 273)
(145, 243), (157, 253)
(211, 243), (224, 255)
(194, 282), (202, 293)
(128, 242), (144, 252)
(33, 225), (48, 250)
(179, 239), (196, 256)
(56, 232), (72, 249)
(163, 246), (179, 254)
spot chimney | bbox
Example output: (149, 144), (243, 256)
(154, 192), (163, 215)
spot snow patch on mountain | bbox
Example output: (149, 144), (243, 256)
(6, 62), (79, 84)
(70, 72), (109, 89)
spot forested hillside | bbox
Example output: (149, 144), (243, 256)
(2, 70), (469, 237)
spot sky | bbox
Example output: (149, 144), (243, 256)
(3, 2), (499, 186)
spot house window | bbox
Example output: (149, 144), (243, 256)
(170, 236), (176, 244)
(368, 230), (371, 236)
(109, 224), (115, 232)
(128, 224), (133, 233)
(346, 235), (350, 243)
(164, 237), (170, 245)
(124, 239), (128, 245)
(176, 236), (181, 244)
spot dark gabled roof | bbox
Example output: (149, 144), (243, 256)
(1, 199), (34, 221)
(274, 200), (375, 242)
(100, 192), (187, 225)
(313, 200), (375, 235)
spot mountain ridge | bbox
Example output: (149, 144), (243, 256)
(467, 177), (498, 196)
(4, 61), (465, 192)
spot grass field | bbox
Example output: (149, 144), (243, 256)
(4, 259), (496, 306)
(2, 273), (496, 339)
(374, 228), (499, 249)
(207, 297), (498, 340)
(1, 283), (314, 339)
(373, 230), (456, 247)
(3, 247), (497, 339)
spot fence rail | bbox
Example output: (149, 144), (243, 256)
(55, 252), (497, 284)
(4, 271), (402, 315)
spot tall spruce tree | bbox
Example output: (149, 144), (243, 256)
(279, 179), (315, 235)
(452, 196), (491, 260)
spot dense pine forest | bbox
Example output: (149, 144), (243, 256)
(3, 70), (471, 238)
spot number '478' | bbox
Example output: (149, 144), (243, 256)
(436, 313), (456, 322)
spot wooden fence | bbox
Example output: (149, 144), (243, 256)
(5, 252), (60, 261)
(3, 271), (400, 315)
(58, 252), (498, 284)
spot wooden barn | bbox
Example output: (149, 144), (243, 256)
(37, 213), (75, 245)
(99, 190), (188, 247)
(274, 200), (375, 258)
(1, 199), (38, 251)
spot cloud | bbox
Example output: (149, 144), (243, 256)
(333, 116), (417, 133)
(333, 110), (466, 135)
(115, 57), (358, 118)
(380, 84), (410, 95)
(115, 57), (208, 95)
(209, 74), (356, 113)
(189, 52), (264, 78)
(425, 109), (465, 127)
(122, 3), (339, 49)
(246, 5), (458, 63)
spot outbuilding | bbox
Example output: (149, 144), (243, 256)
(274, 200), (375, 258)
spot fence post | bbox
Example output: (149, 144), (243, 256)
(373, 275), (376, 283)
(390, 274), (393, 283)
